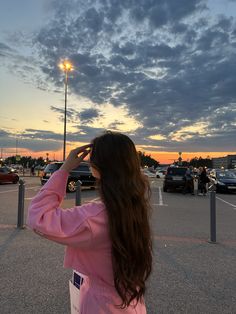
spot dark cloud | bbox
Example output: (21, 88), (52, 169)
(0, 129), (62, 152)
(0, 42), (16, 58)
(50, 105), (78, 123)
(78, 108), (101, 123)
(0, 42), (14, 52)
(50, 105), (102, 124)
(0, 129), (10, 137)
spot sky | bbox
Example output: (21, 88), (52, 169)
(0, 0), (236, 163)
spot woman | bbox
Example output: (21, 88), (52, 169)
(27, 131), (152, 313)
(198, 167), (208, 196)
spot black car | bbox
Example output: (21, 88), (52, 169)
(163, 167), (187, 192)
(41, 162), (95, 192)
(210, 170), (236, 193)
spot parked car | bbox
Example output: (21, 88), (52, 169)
(141, 168), (156, 178)
(0, 167), (19, 184)
(163, 167), (187, 192)
(156, 169), (166, 178)
(10, 164), (23, 171)
(41, 162), (96, 192)
(209, 170), (236, 193)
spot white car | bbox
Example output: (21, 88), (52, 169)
(156, 170), (166, 178)
(141, 168), (156, 178)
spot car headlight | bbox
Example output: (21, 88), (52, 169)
(217, 180), (225, 186)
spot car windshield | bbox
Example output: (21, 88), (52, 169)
(44, 163), (62, 172)
(167, 168), (187, 175)
(0, 167), (8, 173)
(217, 171), (236, 179)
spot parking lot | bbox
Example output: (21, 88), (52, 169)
(0, 177), (236, 313)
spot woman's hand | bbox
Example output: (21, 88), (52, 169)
(60, 144), (92, 173)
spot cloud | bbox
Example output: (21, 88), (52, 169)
(78, 108), (102, 123)
(50, 105), (102, 124)
(2, 0), (236, 154)
(0, 42), (15, 56)
(0, 129), (62, 152)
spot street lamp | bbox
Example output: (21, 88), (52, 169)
(59, 60), (74, 161)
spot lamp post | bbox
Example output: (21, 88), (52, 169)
(59, 60), (73, 161)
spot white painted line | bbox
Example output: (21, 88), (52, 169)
(0, 186), (40, 194)
(0, 189), (18, 194)
(216, 196), (236, 210)
(159, 186), (163, 205)
(152, 187), (168, 206)
(25, 186), (40, 190)
(25, 197), (34, 200)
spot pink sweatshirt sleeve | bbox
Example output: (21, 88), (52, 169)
(27, 169), (92, 247)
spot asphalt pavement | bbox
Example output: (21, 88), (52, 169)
(0, 177), (236, 313)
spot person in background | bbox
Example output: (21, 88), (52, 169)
(198, 167), (208, 196)
(27, 131), (152, 313)
(183, 166), (194, 195)
(30, 164), (35, 176)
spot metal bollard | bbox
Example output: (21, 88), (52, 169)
(209, 191), (217, 243)
(17, 179), (25, 229)
(75, 180), (82, 206)
(193, 177), (198, 195)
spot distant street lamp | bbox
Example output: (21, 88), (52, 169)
(59, 60), (74, 161)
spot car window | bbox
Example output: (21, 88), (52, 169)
(167, 168), (186, 175)
(73, 165), (90, 172)
(0, 168), (8, 173)
(44, 163), (62, 172)
(217, 171), (236, 179)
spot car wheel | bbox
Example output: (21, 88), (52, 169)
(13, 177), (19, 184)
(67, 180), (77, 192)
(163, 186), (167, 192)
(156, 175), (160, 178)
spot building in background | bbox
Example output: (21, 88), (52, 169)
(212, 155), (236, 169)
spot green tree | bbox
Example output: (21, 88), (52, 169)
(138, 151), (160, 168)
(4, 156), (49, 167)
(189, 157), (212, 168)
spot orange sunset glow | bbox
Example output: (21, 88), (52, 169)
(2, 146), (235, 165)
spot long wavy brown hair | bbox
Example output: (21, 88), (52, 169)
(90, 131), (152, 308)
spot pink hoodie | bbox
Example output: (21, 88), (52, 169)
(27, 169), (146, 314)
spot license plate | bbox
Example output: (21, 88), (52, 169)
(173, 176), (183, 180)
(228, 186), (236, 189)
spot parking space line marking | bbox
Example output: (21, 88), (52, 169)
(159, 187), (163, 205)
(0, 189), (19, 194)
(216, 196), (236, 210)
(0, 186), (40, 194)
(152, 187), (168, 206)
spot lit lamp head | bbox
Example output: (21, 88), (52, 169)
(59, 60), (74, 72)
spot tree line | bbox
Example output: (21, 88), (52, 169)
(2, 154), (213, 169)
(3, 156), (49, 168)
